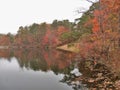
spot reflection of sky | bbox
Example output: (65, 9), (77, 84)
(0, 58), (73, 90)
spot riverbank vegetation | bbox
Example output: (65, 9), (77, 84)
(0, 0), (120, 89)
(0, 0), (119, 71)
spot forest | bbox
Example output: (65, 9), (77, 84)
(0, 0), (120, 89)
(0, 0), (119, 58)
(0, 0), (119, 60)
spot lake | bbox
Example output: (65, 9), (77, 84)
(0, 49), (76, 90)
(0, 49), (119, 90)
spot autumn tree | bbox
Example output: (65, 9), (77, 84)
(77, 0), (120, 60)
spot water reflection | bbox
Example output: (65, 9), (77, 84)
(0, 49), (120, 90)
(0, 49), (75, 90)
(61, 60), (120, 90)
(0, 49), (75, 72)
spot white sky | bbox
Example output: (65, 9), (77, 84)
(0, 0), (92, 34)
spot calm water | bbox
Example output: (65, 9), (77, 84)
(0, 49), (119, 90)
(0, 49), (75, 90)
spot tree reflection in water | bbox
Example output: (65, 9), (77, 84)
(0, 49), (120, 90)
(0, 48), (75, 73)
(61, 60), (120, 90)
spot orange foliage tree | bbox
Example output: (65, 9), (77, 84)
(79, 0), (120, 60)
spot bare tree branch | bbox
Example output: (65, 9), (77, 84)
(86, 0), (94, 3)
(76, 7), (87, 13)
(86, 0), (99, 3)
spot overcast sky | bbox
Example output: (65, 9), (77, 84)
(0, 0), (92, 34)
